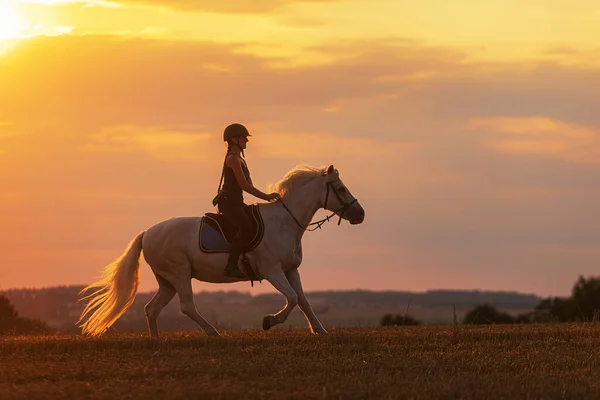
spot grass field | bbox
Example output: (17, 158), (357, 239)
(2, 324), (600, 399)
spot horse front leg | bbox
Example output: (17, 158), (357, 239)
(262, 266), (298, 331)
(286, 268), (328, 334)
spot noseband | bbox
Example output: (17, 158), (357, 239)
(279, 180), (358, 232)
(323, 181), (358, 225)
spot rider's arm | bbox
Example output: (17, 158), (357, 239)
(227, 155), (270, 201)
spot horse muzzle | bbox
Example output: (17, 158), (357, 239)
(347, 203), (365, 225)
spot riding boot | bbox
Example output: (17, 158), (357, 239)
(224, 240), (246, 278)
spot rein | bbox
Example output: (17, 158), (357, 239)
(278, 181), (358, 232)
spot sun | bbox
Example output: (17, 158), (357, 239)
(0, 0), (26, 39)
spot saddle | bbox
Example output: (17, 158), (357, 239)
(198, 204), (264, 254)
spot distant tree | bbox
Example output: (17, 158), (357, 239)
(570, 276), (600, 321)
(525, 276), (600, 323)
(0, 295), (18, 320)
(380, 313), (420, 326)
(0, 295), (53, 335)
(528, 296), (575, 322)
(462, 304), (515, 325)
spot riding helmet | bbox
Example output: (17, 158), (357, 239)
(223, 123), (251, 142)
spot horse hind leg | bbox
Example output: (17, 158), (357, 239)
(176, 280), (221, 337)
(145, 255), (220, 337)
(160, 267), (221, 337)
(144, 274), (176, 338)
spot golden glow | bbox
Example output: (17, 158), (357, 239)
(0, 0), (26, 39)
(0, 0), (598, 65)
(82, 126), (214, 163)
(470, 117), (600, 164)
(468, 117), (596, 138)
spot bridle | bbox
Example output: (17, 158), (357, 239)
(279, 179), (358, 232)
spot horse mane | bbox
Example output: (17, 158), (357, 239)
(272, 164), (326, 197)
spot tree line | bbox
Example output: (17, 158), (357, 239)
(381, 275), (600, 326)
(0, 295), (52, 335)
(3, 275), (599, 333)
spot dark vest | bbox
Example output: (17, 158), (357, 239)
(220, 153), (251, 204)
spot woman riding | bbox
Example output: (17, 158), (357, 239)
(215, 123), (280, 278)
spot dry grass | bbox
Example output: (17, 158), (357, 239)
(2, 324), (600, 399)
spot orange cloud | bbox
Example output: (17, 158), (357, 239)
(468, 117), (594, 138)
(83, 125), (215, 163)
(489, 140), (567, 155)
(468, 116), (600, 164)
(111, 0), (341, 13)
(254, 131), (416, 159)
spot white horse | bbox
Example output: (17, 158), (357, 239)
(78, 164), (365, 337)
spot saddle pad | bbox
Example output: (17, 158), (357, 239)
(199, 222), (231, 252)
(199, 204), (265, 254)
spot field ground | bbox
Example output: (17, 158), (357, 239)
(2, 324), (600, 399)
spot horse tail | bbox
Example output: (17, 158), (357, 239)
(77, 231), (145, 337)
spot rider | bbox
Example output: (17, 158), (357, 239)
(216, 123), (280, 278)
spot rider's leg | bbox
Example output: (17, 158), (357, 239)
(220, 203), (252, 277)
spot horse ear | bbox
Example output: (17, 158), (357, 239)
(327, 165), (335, 175)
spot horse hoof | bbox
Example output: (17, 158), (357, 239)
(206, 329), (221, 337)
(262, 316), (273, 331)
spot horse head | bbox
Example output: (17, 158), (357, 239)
(322, 164), (365, 225)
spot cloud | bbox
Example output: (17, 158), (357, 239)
(2, 35), (600, 167)
(468, 117), (600, 164)
(417, 61), (600, 129)
(2, 35), (600, 190)
(0, 35), (464, 143)
(111, 0), (342, 14)
(541, 45), (581, 56)
(83, 125), (214, 163)
(468, 117), (595, 138)
(540, 46), (600, 66)
(253, 132), (416, 159)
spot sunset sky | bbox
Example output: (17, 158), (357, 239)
(1, 0), (599, 297)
